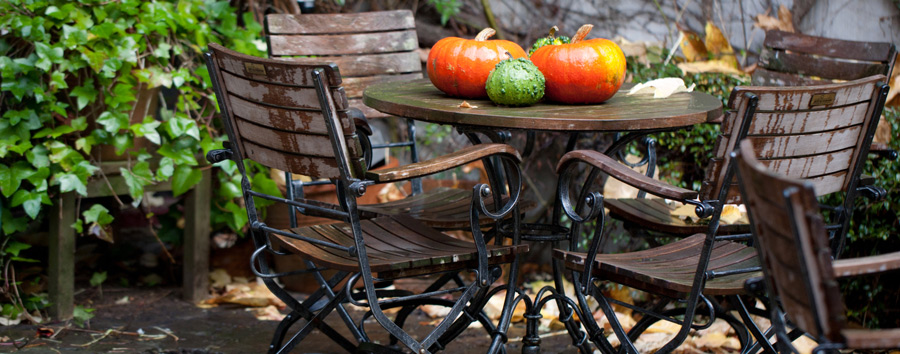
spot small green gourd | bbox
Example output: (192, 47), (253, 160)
(528, 26), (571, 56)
(485, 57), (545, 106)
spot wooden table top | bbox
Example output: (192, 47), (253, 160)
(363, 79), (723, 132)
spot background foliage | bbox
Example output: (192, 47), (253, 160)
(0, 0), (269, 323)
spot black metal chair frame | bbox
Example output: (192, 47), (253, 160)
(204, 45), (527, 354)
(544, 76), (890, 354)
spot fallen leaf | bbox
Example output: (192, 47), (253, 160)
(459, 101), (478, 109)
(677, 60), (746, 76)
(678, 24), (708, 62)
(704, 22), (740, 70)
(114, 296), (131, 305)
(249, 305), (285, 321)
(627, 78), (695, 98)
(203, 279), (286, 309)
(753, 5), (795, 33)
(209, 268), (232, 289)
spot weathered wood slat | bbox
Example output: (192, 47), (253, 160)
(729, 75), (881, 111)
(714, 125), (863, 158)
(721, 101), (869, 135)
(758, 49), (887, 82)
(215, 47), (342, 87)
(751, 67), (831, 87)
(554, 234), (760, 298)
(243, 139), (343, 179)
(269, 30), (419, 56)
(842, 329), (900, 350)
(557, 150), (699, 200)
(277, 53), (422, 78)
(604, 198), (749, 235)
(272, 216), (528, 277)
(366, 144), (521, 182)
(234, 118), (362, 158)
(342, 73), (423, 98)
(762, 30), (895, 63)
(228, 95), (353, 135)
(266, 10), (415, 35)
(221, 71), (348, 111)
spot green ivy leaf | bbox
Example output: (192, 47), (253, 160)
(33, 42), (64, 71)
(251, 171), (282, 207)
(3, 241), (31, 257)
(164, 113), (200, 141)
(2, 212), (29, 235)
(96, 111), (129, 133)
(83, 204), (113, 225)
(73, 305), (95, 327)
(157, 144), (198, 166)
(11, 189), (43, 219)
(171, 165), (201, 196)
(90, 271), (107, 287)
(56, 172), (88, 195)
(75, 136), (97, 154)
(70, 83), (98, 111)
(26, 145), (50, 168)
(130, 117), (161, 145)
(156, 157), (175, 180)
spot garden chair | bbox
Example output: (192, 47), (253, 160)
(736, 139), (900, 353)
(753, 29), (897, 160)
(551, 75), (890, 353)
(265, 10), (495, 230)
(204, 43), (529, 354)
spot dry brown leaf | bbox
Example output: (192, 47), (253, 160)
(704, 22), (740, 70)
(886, 54), (900, 107)
(459, 101), (478, 108)
(874, 117), (892, 144)
(693, 332), (740, 351)
(754, 5), (795, 33)
(677, 60), (746, 76)
(376, 182), (407, 203)
(249, 305), (285, 321)
(677, 24), (708, 62)
(202, 281), (286, 309)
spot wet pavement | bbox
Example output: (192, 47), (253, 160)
(1, 287), (579, 354)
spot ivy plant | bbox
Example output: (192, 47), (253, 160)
(1, 0), (275, 322)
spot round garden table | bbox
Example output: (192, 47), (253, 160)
(363, 79), (723, 133)
(362, 78), (725, 354)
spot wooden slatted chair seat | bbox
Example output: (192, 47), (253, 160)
(358, 187), (530, 230)
(604, 198), (749, 235)
(554, 234), (759, 298)
(275, 215), (528, 279)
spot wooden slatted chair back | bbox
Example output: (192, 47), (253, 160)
(206, 43), (366, 180)
(265, 10), (423, 119)
(753, 30), (896, 86)
(699, 75), (888, 202)
(736, 139), (846, 342)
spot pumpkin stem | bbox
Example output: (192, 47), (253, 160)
(503, 51), (512, 60)
(548, 26), (558, 39)
(475, 28), (496, 41)
(572, 24), (594, 44)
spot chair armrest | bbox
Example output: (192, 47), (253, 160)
(348, 107), (372, 136)
(869, 142), (897, 161)
(556, 149), (698, 201)
(832, 251), (900, 278)
(365, 144), (522, 183)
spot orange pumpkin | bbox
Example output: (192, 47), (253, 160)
(427, 28), (528, 99)
(530, 24), (626, 104)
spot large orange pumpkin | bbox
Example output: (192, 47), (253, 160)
(530, 25), (626, 104)
(427, 28), (528, 99)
